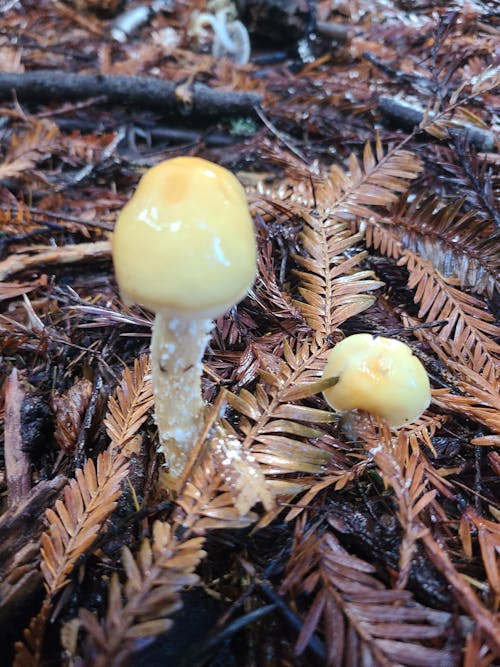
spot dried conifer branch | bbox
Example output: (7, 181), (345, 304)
(104, 355), (154, 453)
(211, 424), (275, 515)
(40, 448), (140, 594)
(404, 414), (455, 499)
(14, 356), (153, 664)
(356, 420), (437, 590)
(378, 96), (496, 151)
(354, 418), (500, 653)
(280, 518), (460, 665)
(79, 521), (206, 667)
(363, 219), (500, 383)
(462, 507), (500, 608)
(384, 193), (500, 298)
(0, 476), (67, 636)
(13, 599), (52, 667)
(226, 338), (335, 484)
(52, 378), (93, 453)
(266, 138), (422, 338)
(283, 459), (370, 523)
(422, 530), (500, 654)
(293, 211), (382, 335)
(463, 629), (498, 667)
(432, 362), (500, 442)
(419, 66), (500, 147)
(174, 453), (258, 534)
(41, 355), (152, 594)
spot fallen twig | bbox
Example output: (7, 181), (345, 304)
(0, 71), (262, 117)
(0, 240), (111, 280)
(378, 96), (496, 151)
(4, 368), (30, 507)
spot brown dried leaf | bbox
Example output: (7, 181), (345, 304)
(52, 378), (93, 453)
(0, 120), (59, 181)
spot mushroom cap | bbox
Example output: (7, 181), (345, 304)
(321, 334), (431, 428)
(112, 156), (256, 318)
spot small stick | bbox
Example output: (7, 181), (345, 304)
(378, 96), (495, 151)
(0, 71), (262, 117)
(4, 368), (30, 507)
(0, 240), (111, 280)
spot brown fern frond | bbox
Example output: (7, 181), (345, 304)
(174, 453), (258, 534)
(463, 507), (500, 608)
(290, 139), (422, 336)
(433, 375), (500, 438)
(0, 120), (59, 180)
(211, 424), (275, 515)
(404, 414), (454, 498)
(420, 66), (500, 143)
(40, 448), (137, 594)
(356, 420), (436, 589)
(13, 599), (51, 667)
(281, 520), (459, 666)
(390, 193), (500, 297)
(364, 218), (499, 381)
(79, 520), (206, 665)
(105, 354), (154, 452)
(40, 355), (152, 595)
(226, 338), (335, 478)
(293, 213), (382, 335)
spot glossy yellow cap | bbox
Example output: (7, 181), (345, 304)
(322, 334), (431, 427)
(112, 156), (256, 317)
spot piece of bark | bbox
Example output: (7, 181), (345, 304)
(0, 476), (67, 630)
(0, 240), (111, 281)
(4, 368), (30, 507)
(0, 71), (262, 117)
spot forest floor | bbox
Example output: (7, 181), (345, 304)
(0, 0), (499, 665)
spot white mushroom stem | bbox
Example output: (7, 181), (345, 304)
(191, 9), (237, 53)
(150, 313), (213, 479)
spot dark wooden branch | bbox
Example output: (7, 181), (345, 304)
(378, 96), (495, 151)
(0, 71), (262, 117)
(0, 476), (67, 631)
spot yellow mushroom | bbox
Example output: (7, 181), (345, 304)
(112, 156), (256, 481)
(321, 334), (431, 428)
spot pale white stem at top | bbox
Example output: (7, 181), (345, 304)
(150, 313), (213, 481)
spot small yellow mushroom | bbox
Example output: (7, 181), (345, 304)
(321, 334), (431, 428)
(112, 156), (256, 481)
